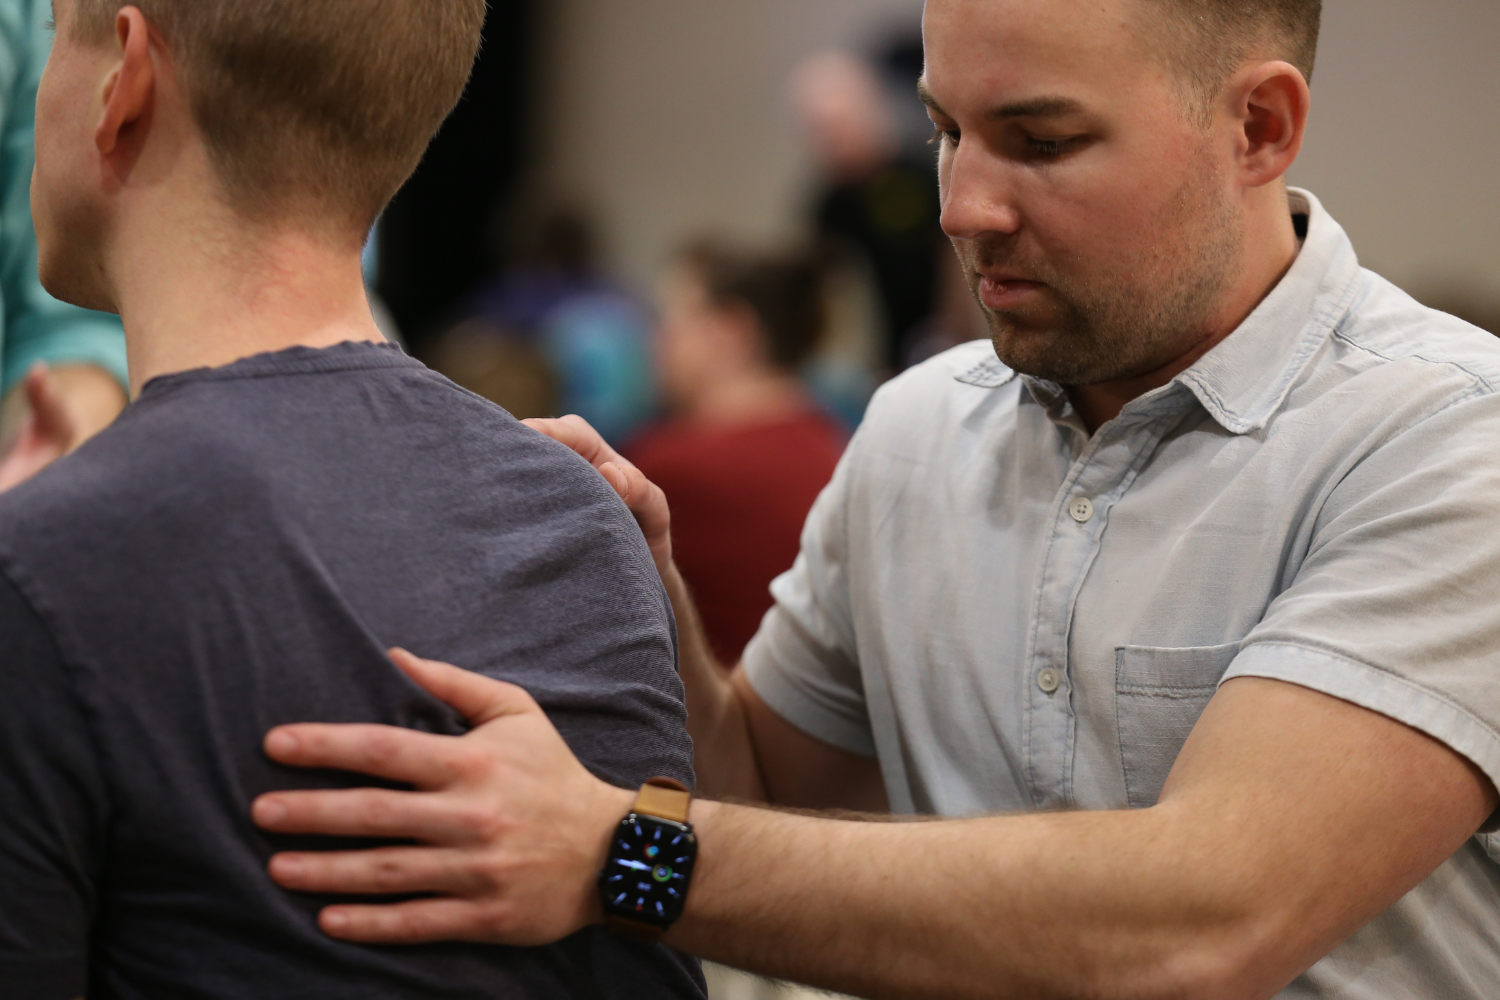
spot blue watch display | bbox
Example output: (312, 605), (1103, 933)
(599, 811), (698, 929)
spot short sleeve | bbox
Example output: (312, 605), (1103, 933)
(0, 567), (106, 999)
(742, 440), (875, 756)
(1223, 389), (1500, 803)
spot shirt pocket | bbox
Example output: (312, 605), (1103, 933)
(1115, 642), (1242, 809)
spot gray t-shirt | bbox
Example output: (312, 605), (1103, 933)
(0, 341), (704, 999)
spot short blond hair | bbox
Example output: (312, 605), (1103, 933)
(1142, 0), (1322, 121)
(73, 0), (486, 239)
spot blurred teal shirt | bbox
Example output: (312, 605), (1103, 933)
(0, 0), (126, 394)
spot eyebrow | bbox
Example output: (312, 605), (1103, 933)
(917, 79), (1087, 122)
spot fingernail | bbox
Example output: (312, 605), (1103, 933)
(265, 730), (299, 758)
(272, 854), (303, 877)
(255, 798), (287, 826)
(323, 909), (349, 932)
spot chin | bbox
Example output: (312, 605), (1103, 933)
(39, 251), (114, 314)
(35, 213), (116, 314)
(987, 320), (1111, 386)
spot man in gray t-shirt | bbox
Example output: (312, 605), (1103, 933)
(0, 341), (704, 999)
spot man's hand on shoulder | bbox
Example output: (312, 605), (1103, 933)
(252, 649), (633, 946)
(0, 363), (126, 491)
(524, 415), (673, 572)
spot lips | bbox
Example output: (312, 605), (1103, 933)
(978, 274), (1044, 310)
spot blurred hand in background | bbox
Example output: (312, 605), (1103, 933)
(0, 362), (125, 492)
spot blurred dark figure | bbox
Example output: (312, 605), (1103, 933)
(376, 0), (535, 354)
(793, 49), (945, 373)
(430, 207), (653, 443)
(629, 243), (847, 666)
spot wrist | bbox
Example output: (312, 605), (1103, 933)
(598, 778), (698, 939)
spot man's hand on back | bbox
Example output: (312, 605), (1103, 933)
(252, 649), (632, 946)
(253, 657), (1496, 998)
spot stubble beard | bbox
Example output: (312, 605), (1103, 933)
(960, 154), (1245, 387)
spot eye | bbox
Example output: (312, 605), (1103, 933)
(929, 126), (961, 147)
(1022, 134), (1088, 160)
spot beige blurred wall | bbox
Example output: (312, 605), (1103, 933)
(1291, 0), (1500, 302)
(529, 0), (925, 291)
(533, 0), (1500, 301)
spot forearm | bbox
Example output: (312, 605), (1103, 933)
(662, 562), (766, 801)
(666, 800), (1275, 1000)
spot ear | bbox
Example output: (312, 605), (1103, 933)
(94, 7), (155, 161)
(1228, 60), (1311, 189)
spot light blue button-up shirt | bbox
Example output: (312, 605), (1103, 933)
(745, 189), (1500, 995)
(0, 0), (126, 393)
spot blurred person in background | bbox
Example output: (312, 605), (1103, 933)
(0, 0), (128, 490)
(793, 49), (944, 374)
(629, 241), (846, 669)
(431, 204), (653, 443)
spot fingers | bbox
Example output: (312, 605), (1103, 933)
(317, 897), (501, 945)
(597, 461), (629, 500)
(263, 721), (461, 786)
(523, 414), (625, 470)
(253, 785), (487, 842)
(0, 414), (43, 492)
(267, 844), (486, 897)
(387, 649), (538, 727)
(22, 364), (75, 450)
(0, 366), (74, 492)
(603, 462), (672, 564)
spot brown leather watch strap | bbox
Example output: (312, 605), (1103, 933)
(605, 914), (666, 944)
(633, 776), (691, 824)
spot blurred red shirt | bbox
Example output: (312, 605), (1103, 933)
(628, 410), (847, 666)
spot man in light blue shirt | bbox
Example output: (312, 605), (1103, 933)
(0, 0), (126, 488)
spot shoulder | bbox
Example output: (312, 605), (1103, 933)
(1333, 270), (1500, 394)
(855, 339), (1018, 457)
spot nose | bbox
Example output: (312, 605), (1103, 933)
(938, 140), (1021, 241)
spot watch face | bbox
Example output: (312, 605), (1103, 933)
(600, 813), (697, 927)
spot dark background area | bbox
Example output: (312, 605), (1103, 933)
(377, 0), (536, 361)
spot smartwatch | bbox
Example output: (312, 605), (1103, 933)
(599, 777), (697, 943)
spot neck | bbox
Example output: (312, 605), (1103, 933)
(1067, 185), (1301, 434)
(110, 193), (382, 399)
(678, 370), (810, 427)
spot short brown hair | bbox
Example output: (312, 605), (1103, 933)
(1141, 0), (1322, 119)
(72, 0), (486, 239)
(680, 242), (828, 372)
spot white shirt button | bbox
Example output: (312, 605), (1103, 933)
(1069, 497), (1095, 523)
(1037, 667), (1061, 694)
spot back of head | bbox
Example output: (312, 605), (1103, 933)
(1142, 0), (1322, 118)
(682, 243), (827, 373)
(71, 0), (486, 240)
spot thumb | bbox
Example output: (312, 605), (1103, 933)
(23, 364), (77, 453)
(388, 648), (538, 726)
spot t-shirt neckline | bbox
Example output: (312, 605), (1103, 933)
(138, 340), (416, 399)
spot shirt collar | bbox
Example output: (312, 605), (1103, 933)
(1173, 188), (1363, 434)
(955, 189), (1364, 436)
